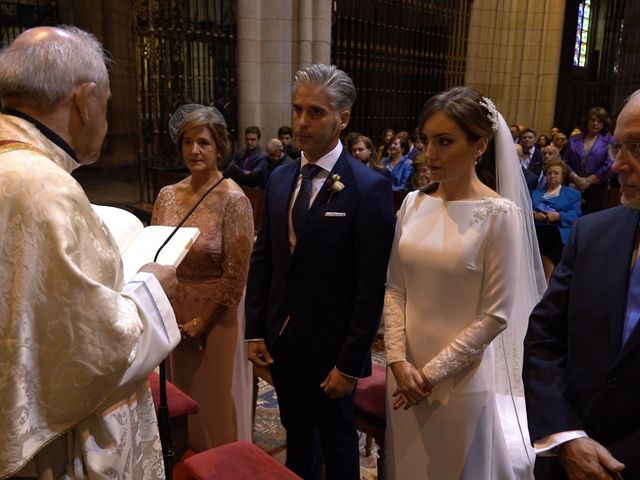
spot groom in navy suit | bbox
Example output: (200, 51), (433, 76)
(523, 90), (640, 479)
(245, 64), (395, 479)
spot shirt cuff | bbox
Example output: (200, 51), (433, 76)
(335, 367), (358, 380)
(246, 338), (265, 342)
(534, 430), (588, 456)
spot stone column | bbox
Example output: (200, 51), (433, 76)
(465, 0), (565, 133)
(236, 0), (332, 143)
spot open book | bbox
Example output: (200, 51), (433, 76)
(92, 204), (200, 282)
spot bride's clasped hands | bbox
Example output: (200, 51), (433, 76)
(389, 360), (433, 410)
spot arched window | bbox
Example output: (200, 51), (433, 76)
(573, 0), (592, 68)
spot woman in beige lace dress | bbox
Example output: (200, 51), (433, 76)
(152, 105), (254, 450)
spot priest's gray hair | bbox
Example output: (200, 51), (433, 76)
(0, 25), (110, 107)
(293, 64), (356, 113)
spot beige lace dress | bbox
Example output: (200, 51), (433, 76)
(152, 179), (254, 451)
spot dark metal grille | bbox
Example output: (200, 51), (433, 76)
(555, 0), (625, 133)
(0, 1), (58, 48)
(133, 0), (237, 200)
(331, 0), (472, 140)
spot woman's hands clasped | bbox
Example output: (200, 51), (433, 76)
(389, 360), (433, 410)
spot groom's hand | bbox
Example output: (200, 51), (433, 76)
(247, 340), (274, 367)
(559, 437), (624, 480)
(320, 368), (356, 399)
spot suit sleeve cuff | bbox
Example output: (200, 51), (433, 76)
(534, 430), (588, 456)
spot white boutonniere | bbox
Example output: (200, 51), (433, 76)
(330, 173), (345, 192)
(327, 173), (345, 204)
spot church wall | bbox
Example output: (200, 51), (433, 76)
(465, 0), (566, 133)
(236, 0), (331, 147)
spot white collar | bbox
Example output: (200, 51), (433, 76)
(300, 141), (342, 174)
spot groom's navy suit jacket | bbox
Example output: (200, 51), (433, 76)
(245, 149), (395, 378)
(524, 205), (640, 478)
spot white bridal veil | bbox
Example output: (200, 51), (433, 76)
(489, 103), (547, 477)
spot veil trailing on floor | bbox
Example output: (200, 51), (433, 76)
(489, 106), (547, 478)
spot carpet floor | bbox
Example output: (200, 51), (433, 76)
(253, 348), (385, 480)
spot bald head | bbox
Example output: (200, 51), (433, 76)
(542, 144), (560, 163)
(0, 25), (109, 108)
(266, 138), (284, 162)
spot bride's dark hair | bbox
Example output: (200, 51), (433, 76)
(417, 86), (497, 190)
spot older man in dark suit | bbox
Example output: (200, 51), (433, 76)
(245, 64), (395, 480)
(523, 90), (640, 479)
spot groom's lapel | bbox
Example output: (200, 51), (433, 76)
(290, 152), (351, 267)
(273, 159), (301, 261)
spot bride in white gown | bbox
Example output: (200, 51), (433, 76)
(384, 87), (546, 479)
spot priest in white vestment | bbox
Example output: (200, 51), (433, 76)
(0, 26), (180, 479)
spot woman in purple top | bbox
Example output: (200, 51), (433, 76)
(562, 107), (615, 214)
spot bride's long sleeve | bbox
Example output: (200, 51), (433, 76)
(422, 205), (523, 385)
(384, 199), (408, 365)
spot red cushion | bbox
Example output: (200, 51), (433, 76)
(173, 449), (197, 480)
(184, 441), (301, 480)
(149, 371), (199, 417)
(354, 363), (386, 419)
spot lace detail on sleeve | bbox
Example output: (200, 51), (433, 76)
(422, 315), (506, 384)
(209, 192), (254, 307)
(383, 288), (407, 364)
(383, 194), (411, 365)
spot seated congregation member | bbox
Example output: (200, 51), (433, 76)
(511, 124), (521, 143)
(152, 104), (254, 450)
(408, 154), (430, 190)
(516, 143), (540, 193)
(256, 138), (294, 189)
(531, 158), (581, 283)
(553, 132), (568, 156)
(278, 124), (300, 159)
(407, 128), (424, 160)
(351, 134), (393, 182)
(384, 86), (545, 479)
(536, 143), (563, 190)
(520, 127), (544, 177)
(0, 26), (179, 479)
(523, 90), (640, 480)
(343, 131), (360, 153)
(563, 107), (615, 214)
(228, 125), (264, 187)
(375, 127), (395, 162)
(537, 134), (550, 148)
(383, 131), (414, 191)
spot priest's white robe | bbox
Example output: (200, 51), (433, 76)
(0, 114), (180, 479)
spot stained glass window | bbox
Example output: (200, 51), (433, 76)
(574, 0), (592, 67)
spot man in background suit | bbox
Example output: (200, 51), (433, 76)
(245, 64), (395, 479)
(255, 137), (294, 189)
(515, 142), (539, 192)
(229, 125), (263, 187)
(521, 127), (543, 177)
(523, 90), (640, 479)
